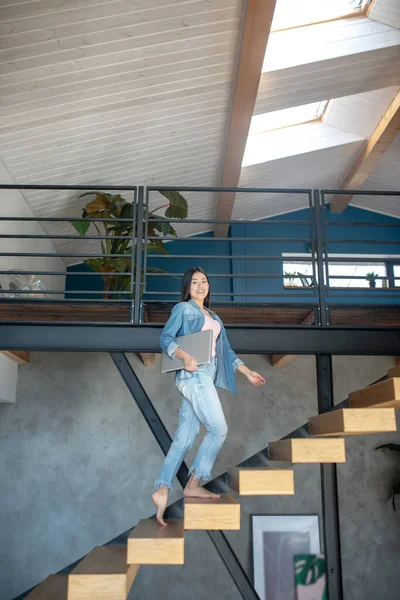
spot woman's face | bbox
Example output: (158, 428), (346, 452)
(189, 271), (209, 302)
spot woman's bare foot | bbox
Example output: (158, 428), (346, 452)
(184, 486), (220, 499)
(152, 487), (169, 526)
(184, 472), (220, 499)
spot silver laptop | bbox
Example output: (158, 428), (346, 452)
(161, 329), (213, 374)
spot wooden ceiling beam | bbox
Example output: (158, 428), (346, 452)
(330, 91), (400, 213)
(214, 0), (277, 237)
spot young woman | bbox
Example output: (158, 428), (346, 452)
(152, 267), (265, 525)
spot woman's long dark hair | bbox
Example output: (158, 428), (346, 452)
(180, 267), (211, 308)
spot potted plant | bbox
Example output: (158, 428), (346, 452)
(366, 272), (379, 288)
(375, 443), (400, 511)
(284, 272), (298, 287)
(70, 190), (188, 298)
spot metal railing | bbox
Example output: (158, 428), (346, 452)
(0, 184), (399, 327)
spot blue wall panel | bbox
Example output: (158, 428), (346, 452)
(66, 206), (400, 306)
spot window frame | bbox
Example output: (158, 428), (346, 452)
(282, 254), (400, 290)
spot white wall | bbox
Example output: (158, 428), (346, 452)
(0, 353), (18, 403)
(0, 160), (66, 297)
(0, 160), (66, 402)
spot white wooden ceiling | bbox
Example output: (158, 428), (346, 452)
(369, 0), (400, 29)
(0, 0), (399, 263)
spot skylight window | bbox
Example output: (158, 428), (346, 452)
(271, 0), (371, 32)
(249, 101), (328, 135)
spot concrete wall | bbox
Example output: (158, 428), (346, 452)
(0, 352), (399, 600)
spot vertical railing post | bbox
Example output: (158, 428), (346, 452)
(129, 188), (137, 323)
(316, 354), (343, 600)
(133, 186), (144, 324)
(313, 189), (329, 326)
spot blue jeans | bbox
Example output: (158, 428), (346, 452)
(155, 358), (228, 490)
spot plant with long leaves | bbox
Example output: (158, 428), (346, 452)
(294, 554), (327, 600)
(375, 443), (400, 511)
(71, 190), (188, 298)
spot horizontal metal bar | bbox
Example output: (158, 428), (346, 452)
(143, 300), (318, 309)
(327, 239), (400, 245)
(0, 184), (138, 190)
(146, 273), (291, 278)
(146, 254), (315, 260)
(327, 292), (400, 297)
(1, 324), (400, 353)
(0, 234), (133, 240)
(0, 289), (133, 295)
(326, 275), (387, 279)
(146, 236), (311, 242)
(146, 218), (311, 225)
(148, 185), (312, 193)
(0, 298), (131, 304)
(143, 291), (316, 297)
(321, 189), (400, 196)
(324, 256), (392, 263)
(0, 216), (135, 222)
(0, 270), (132, 277)
(327, 222), (400, 227)
(0, 252), (133, 258)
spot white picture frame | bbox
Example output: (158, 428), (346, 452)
(252, 514), (321, 600)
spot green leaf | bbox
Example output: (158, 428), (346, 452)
(84, 258), (104, 272)
(71, 220), (90, 236)
(159, 190), (188, 219)
(119, 202), (134, 220)
(148, 214), (177, 237)
(114, 257), (132, 272)
(294, 555), (326, 586)
(107, 194), (128, 217)
(148, 239), (168, 254)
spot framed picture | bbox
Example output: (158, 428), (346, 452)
(251, 514), (321, 600)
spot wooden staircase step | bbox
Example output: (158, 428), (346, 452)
(68, 546), (138, 600)
(127, 518), (184, 565)
(269, 438), (346, 463)
(184, 494), (240, 530)
(309, 408), (397, 436)
(387, 366), (400, 378)
(228, 467), (294, 495)
(25, 575), (68, 599)
(349, 378), (400, 409)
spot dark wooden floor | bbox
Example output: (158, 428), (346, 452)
(1, 300), (400, 327)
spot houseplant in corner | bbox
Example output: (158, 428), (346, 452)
(284, 271), (298, 287)
(70, 190), (188, 298)
(366, 272), (379, 288)
(375, 443), (400, 511)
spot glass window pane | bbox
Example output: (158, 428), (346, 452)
(328, 263), (386, 288)
(250, 101), (328, 135)
(283, 261), (387, 288)
(283, 262), (314, 287)
(393, 265), (400, 287)
(271, 0), (367, 32)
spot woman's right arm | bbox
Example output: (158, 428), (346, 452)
(159, 304), (198, 371)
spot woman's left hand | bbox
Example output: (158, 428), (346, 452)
(247, 371), (266, 387)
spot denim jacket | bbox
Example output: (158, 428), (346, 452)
(159, 299), (244, 394)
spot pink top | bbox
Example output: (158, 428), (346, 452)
(201, 313), (221, 357)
